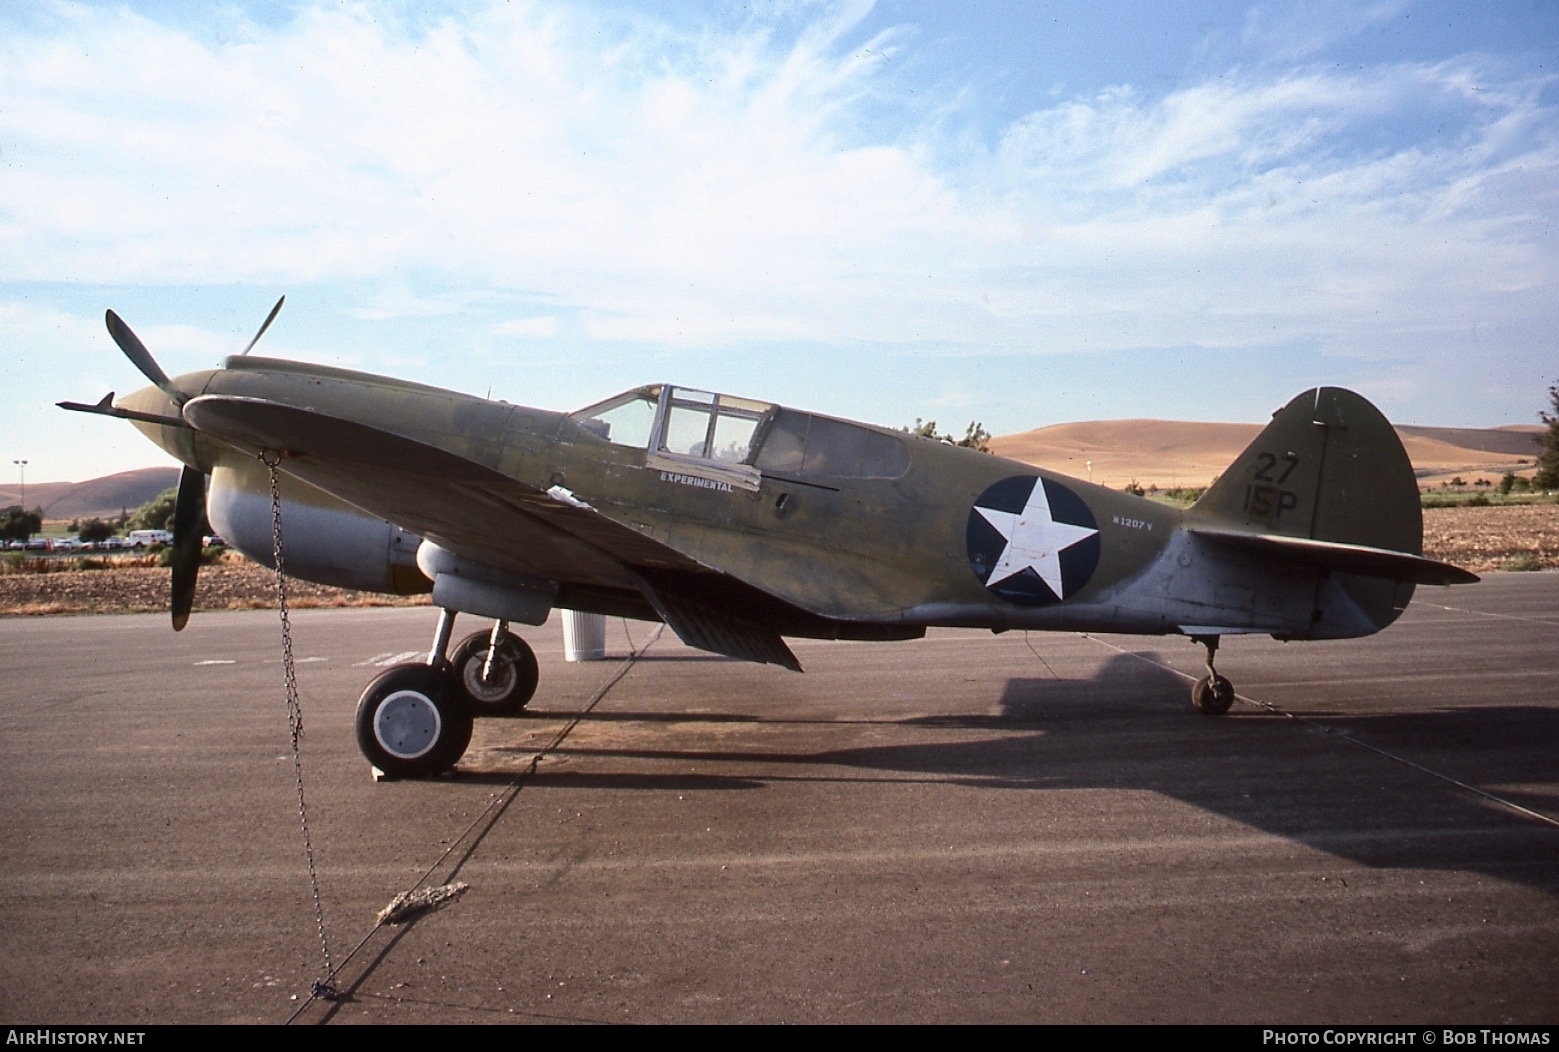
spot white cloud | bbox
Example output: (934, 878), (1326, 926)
(1241, 0), (1405, 63)
(0, 0), (1555, 475)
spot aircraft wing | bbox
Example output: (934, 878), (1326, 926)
(181, 394), (805, 669)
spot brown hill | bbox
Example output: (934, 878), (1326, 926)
(1398, 425), (1542, 457)
(0, 479), (76, 516)
(990, 420), (1542, 491)
(0, 467), (181, 522)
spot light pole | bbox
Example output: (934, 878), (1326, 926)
(12, 459), (27, 541)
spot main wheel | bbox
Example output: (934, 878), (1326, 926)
(1191, 674), (1235, 716)
(450, 630), (538, 717)
(355, 663), (473, 778)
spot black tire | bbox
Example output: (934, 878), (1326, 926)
(450, 630), (539, 717)
(1191, 674), (1236, 716)
(355, 663), (473, 777)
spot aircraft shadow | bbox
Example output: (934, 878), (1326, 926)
(499, 652), (1559, 892)
(893, 657), (1557, 891)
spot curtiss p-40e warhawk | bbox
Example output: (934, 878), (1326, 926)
(63, 301), (1478, 777)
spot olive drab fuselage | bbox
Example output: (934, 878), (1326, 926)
(111, 358), (1470, 670)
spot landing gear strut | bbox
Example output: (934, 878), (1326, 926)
(354, 610), (540, 778)
(1189, 634), (1235, 716)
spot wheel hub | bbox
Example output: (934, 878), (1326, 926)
(462, 649), (517, 702)
(373, 689), (443, 759)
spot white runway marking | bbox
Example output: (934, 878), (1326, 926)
(354, 650), (423, 668)
(1435, 603), (1559, 626)
(194, 659), (236, 666)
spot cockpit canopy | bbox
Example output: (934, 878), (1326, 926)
(571, 384), (910, 488)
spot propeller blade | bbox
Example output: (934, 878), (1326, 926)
(239, 295), (285, 356)
(170, 465), (207, 632)
(106, 310), (182, 401)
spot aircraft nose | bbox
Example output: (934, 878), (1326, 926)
(117, 381), (182, 422)
(118, 381), (204, 469)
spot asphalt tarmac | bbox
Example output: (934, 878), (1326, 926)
(2, 574), (1555, 1024)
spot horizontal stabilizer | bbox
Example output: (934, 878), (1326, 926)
(1190, 528), (1478, 586)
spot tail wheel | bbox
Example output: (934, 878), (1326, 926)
(355, 663), (473, 777)
(450, 631), (538, 717)
(1191, 674), (1235, 716)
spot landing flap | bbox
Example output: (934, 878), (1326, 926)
(633, 572), (803, 671)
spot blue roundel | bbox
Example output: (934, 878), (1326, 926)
(966, 476), (1101, 606)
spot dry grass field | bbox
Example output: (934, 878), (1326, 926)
(1422, 502), (1559, 573)
(0, 556), (429, 617)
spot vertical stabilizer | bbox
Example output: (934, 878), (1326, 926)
(1190, 387), (1422, 555)
(1187, 388), (1426, 638)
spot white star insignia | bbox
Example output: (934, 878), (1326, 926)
(976, 479), (1099, 599)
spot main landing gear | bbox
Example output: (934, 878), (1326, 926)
(450, 619), (539, 718)
(354, 610), (539, 778)
(1189, 634), (1235, 716)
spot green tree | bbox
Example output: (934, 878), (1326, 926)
(0, 505), (42, 543)
(959, 421), (992, 453)
(77, 518), (116, 544)
(125, 486), (211, 536)
(903, 418), (993, 453)
(126, 487), (178, 532)
(1536, 384), (1559, 490)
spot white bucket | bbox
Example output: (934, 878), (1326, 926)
(562, 610), (607, 662)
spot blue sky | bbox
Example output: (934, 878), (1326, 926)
(3, 0), (1556, 483)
